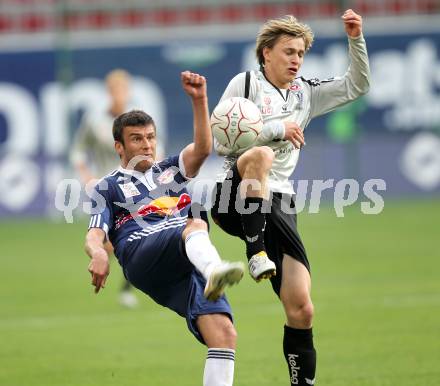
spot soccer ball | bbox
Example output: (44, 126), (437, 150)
(211, 97), (263, 151)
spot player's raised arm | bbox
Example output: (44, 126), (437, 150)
(85, 228), (110, 293)
(180, 71), (212, 178)
(308, 9), (370, 120)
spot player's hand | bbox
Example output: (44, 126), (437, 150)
(181, 71), (207, 100)
(283, 122), (305, 149)
(342, 9), (363, 38)
(88, 249), (110, 293)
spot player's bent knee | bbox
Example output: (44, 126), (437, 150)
(221, 321), (238, 344)
(197, 314), (237, 348)
(185, 217), (208, 231)
(286, 302), (314, 328)
(182, 218), (208, 240)
(259, 145), (275, 161)
(240, 146), (274, 168)
(249, 146), (274, 166)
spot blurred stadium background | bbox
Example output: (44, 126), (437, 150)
(1, 1), (439, 385)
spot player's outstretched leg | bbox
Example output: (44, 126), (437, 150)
(236, 146), (276, 281)
(183, 218), (244, 301)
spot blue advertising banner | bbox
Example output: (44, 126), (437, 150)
(0, 31), (439, 217)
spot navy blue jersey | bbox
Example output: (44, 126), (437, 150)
(88, 153), (191, 259)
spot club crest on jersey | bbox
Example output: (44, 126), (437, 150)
(289, 82), (301, 91)
(157, 168), (177, 184)
(118, 182), (141, 198)
(264, 96), (271, 105)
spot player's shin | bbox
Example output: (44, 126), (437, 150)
(239, 196), (276, 281)
(240, 196), (267, 260)
(283, 326), (317, 386)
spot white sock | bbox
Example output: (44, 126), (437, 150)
(203, 348), (235, 386)
(185, 230), (222, 281)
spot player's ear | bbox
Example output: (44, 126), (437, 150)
(115, 141), (124, 157)
(262, 46), (271, 63)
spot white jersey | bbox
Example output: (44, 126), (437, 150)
(215, 35), (370, 193)
(70, 109), (120, 178)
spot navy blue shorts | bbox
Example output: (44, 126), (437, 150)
(120, 217), (233, 344)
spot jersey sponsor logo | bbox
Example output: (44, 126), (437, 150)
(157, 168), (177, 184)
(275, 144), (294, 155)
(288, 354), (300, 385)
(138, 194), (191, 217)
(114, 193), (191, 229)
(118, 182), (141, 198)
(260, 106), (273, 115)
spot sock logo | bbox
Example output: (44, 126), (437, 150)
(288, 354), (300, 385)
(305, 377), (315, 385)
(245, 234), (259, 243)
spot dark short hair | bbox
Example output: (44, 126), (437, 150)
(113, 110), (156, 144)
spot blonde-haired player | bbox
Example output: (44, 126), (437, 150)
(212, 10), (370, 386)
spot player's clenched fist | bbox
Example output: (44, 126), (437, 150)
(181, 71), (207, 100)
(342, 9), (363, 38)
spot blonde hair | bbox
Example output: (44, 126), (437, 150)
(256, 15), (314, 66)
(105, 69), (130, 85)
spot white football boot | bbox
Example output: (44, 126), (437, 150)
(248, 251), (276, 282)
(204, 262), (245, 301)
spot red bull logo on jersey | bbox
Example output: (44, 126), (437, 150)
(138, 194), (191, 217)
(115, 193), (191, 229)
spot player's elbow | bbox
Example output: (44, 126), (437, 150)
(347, 78), (370, 100)
(355, 71), (370, 96)
(359, 75), (370, 95)
(194, 150), (211, 164)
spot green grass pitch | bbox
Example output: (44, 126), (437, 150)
(1, 199), (439, 386)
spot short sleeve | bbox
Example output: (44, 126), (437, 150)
(87, 179), (114, 237)
(178, 152), (194, 180)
